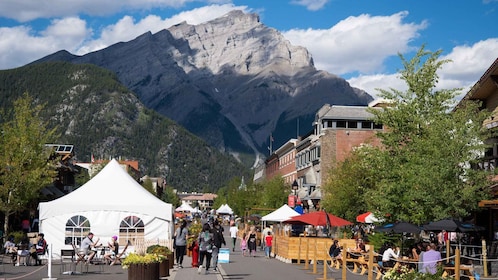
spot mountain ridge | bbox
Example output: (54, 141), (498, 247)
(33, 10), (373, 167)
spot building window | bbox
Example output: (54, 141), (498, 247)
(120, 216), (145, 245)
(65, 215), (91, 246)
(336, 121), (346, 128)
(348, 121), (358, 129)
(374, 123), (383, 129)
(362, 121), (373, 129)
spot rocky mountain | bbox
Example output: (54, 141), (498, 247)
(34, 10), (373, 167)
(0, 62), (251, 192)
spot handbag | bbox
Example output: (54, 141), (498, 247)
(173, 237), (177, 249)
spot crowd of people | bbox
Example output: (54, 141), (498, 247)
(173, 214), (274, 275)
(327, 237), (468, 276)
(3, 233), (47, 266)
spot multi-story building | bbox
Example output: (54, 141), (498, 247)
(293, 103), (384, 211)
(179, 193), (218, 211)
(457, 58), (498, 240)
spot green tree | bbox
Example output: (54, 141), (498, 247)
(0, 93), (57, 234)
(259, 176), (288, 209)
(142, 177), (155, 194)
(321, 146), (379, 222)
(161, 186), (180, 207)
(364, 46), (491, 224)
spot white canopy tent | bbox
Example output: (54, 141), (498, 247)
(175, 202), (195, 212)
(39, 159), (173, 256)
(216, 204), (233, 215)
(261, 204), (299, 222)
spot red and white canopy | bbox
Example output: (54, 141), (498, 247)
(356, 212), (381, 223)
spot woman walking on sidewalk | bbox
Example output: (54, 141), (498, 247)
(197, 223), (214, 274)
(174, 220), (189, 268)
(246, 226), (257, 257)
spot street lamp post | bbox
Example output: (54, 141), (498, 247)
(292, 180), (298, 195)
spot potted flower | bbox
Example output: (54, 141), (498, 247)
(122, 253), (162, 280)
(146, 245), (172, 276)
(187, 221), (202, 255)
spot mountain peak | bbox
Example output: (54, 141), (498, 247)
(166, 10), (312, 76)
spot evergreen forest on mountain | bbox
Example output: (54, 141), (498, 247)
(0, 62), (251, 193)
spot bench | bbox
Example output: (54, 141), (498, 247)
(442, 265), (475, 280)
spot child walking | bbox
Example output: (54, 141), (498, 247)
(240, 232), (247, 256)
(264, 231), (273, 258)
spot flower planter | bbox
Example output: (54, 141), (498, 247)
(128, 263), (160, 280)
(167, 252), (174, 269)
(159, 259), (169, 278)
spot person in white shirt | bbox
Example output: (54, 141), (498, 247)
(382, 243), (400, 268)
(261, 226), (271, 249)
(229, 221), (239, 252)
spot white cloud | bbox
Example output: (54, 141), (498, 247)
(347, 39), (498, 100)
(347, 74), (405, 100)
(0, 0), (201, 22)
(290, 0), (329, 11)
(440, 38), (498, 82)
(0, 18), (90, 69)
(283, 11), (427, 75)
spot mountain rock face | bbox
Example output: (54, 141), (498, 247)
(35, 10), (372, 166)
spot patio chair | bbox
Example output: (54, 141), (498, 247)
(71, 243), (87, 265)
(60, 249), (75, 275)
(110, 240), (130, 266)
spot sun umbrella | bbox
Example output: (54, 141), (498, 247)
(375, 222), (421, 234)
(356, 212), (382, 223)
(423, 218), (485, 232)
(284, 211), (352, 227)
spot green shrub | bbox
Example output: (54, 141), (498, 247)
(121, 253), (165, 269)
(146, 245), (171, 255)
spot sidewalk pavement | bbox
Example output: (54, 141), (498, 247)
(170, 225), (373, 280)
(171, 244), (374, 280)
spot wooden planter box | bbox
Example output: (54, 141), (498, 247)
(159, 259), (169, 278)
(128, 263), (160, 280)
(167, 252), (174, 268)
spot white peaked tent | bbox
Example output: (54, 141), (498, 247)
(39, 159), (173, 256)
(175, 202), (195, 212)
(262, 204), (299, 222)
(216, 204), (233, 215)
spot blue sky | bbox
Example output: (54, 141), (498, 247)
(0, 0), (497, 100)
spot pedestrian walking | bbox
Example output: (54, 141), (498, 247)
(211, 219), (226, 271)
(174, 220), (189, 268)
(240, 232), (247, 256)
(246, 225), (257, 257)
(229, 221), (238, 252)
(264, 231), (273, 258)
(197, 223), (214, 274)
